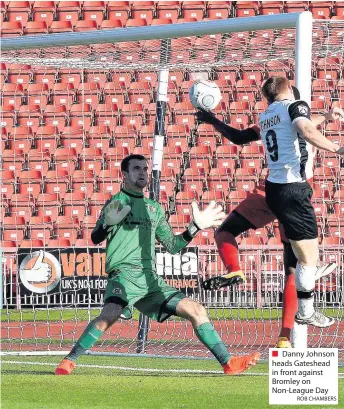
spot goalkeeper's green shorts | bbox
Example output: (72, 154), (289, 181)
(104, 269), (186, 323)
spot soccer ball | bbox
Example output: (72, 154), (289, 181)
(189, 80), (222, 111)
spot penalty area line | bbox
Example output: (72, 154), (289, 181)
(1, 360), (267, 375)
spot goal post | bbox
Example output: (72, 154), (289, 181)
(2, 13), (343, 362)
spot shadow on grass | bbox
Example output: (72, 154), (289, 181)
(2, 369), (52, 375)
(2, 368), (223, 378)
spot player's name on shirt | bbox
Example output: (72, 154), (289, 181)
(259, 114), (281, 131)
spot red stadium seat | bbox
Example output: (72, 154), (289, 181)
(229, 100), (251, 114)
(49, 20), (73, 32)
(131, 1), (155, 24)
(333, 202), (344, 218)
(284, 1), (308, 13)
(78, 148), (104, 173)
(27, 215), (53, 240)
(207, 170), (232, 192)
(45, 169), (70, 197)
(70, 170), (96, 197)
(26, 83), (50, 108)
(3, 229), (25, 244)
(10, 206), (34, 223)
(20, 239), (45, 248)
(100, 19), (123, 29)
(313, 203), (328, 219)
(229, 114), (251, 129)
(32, 1), (57, 25)
(24, 21), (49, 34)
(207, 1), (231, 19)
(235, 1), (258, 17)
(7, 1), (30, 25)
(89, 192), (112, 206)
(47, 238), (72, 248)
(56, 1), (81, 26)
(82, 1), (106, 25)
(181, 1), (206, 20)
(168, 214), (191, 229)
(317, 69), (339, 81)
(235, 159), (262, 180)
(51, 83), (76, 110)
(11, 194), (36, 208)
(309, 2), (333, 19)
(126, 18), (147, 28)
(107, 1), (130, 24)
(156, 1), (180, 22)
(62, 192), (88, 220)
(23, 227), (50, 244)
(201, 189), (225, 203)
(334, 2), (344, 17)
(52, 147), (78, 174)
(189, 144), (213, 159)
(1, 83), (24, 109)
(82, 215), (98, 230)
(74, 20), (98, 31)
(322, 236), (343, 246)
(161, 156), (183, 178)
(215, 143), (238, 160)
(240, 141), (264, 158)
(6, 63), (32, 90)
(3, 215), (26, 227)
(259, 1), (283, 15)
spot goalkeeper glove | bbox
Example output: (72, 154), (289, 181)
(103, 200), (131, 231)
(187, 201), (226, 238)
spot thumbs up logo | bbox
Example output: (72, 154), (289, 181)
(19, 250), (61, 293)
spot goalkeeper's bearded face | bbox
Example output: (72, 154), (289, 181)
(123, 159), (149, 190)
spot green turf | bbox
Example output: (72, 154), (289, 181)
(2, 307), (342, 322)
(1, 356), (343, 409)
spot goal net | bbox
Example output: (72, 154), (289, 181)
(1, 16), (343, 362)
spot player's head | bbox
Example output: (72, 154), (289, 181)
(121, 154), (149, 191)
(262, 76), (294, 103)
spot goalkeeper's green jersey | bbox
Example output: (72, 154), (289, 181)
(94, 188), (190, 274)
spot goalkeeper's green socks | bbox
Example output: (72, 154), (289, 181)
(67, 322), (104, 362)
(194, 322), (230, 365)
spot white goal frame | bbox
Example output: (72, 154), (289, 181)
(1, 12), (313, 353)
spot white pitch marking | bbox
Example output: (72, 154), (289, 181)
(1, 360), (266, 375)
(2, 361), (344, 378)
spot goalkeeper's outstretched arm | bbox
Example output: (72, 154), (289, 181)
(155, 201), (226, 254)
(91, 199), (112, 245)
(196, 109), (260, 145)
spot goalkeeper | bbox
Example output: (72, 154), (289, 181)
(55, 154), (260, 375)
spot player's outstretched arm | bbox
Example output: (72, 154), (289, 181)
(295, 119), (342, 154)
(195, 108), (260, 145)
(91, 199), (131, 244)
(155, 202), (227, 254)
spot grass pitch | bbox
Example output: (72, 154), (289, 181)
(1, 355), (343, 409)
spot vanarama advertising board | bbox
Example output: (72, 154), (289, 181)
(17, 247), (199, 306)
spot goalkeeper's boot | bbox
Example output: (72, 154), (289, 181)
(315, 262), (337, 281)
(202, 270), (246, 291)
(55, 358), (76, 375)
(295, 311), (335, 328)
(276, 337), (292, 348)
(222, 352), (261, 375)
(120, 306), (133, 320)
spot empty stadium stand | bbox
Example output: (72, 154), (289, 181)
(1, 1), (343, 249)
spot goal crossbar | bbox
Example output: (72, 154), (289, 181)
(2, 12), (307, 51)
